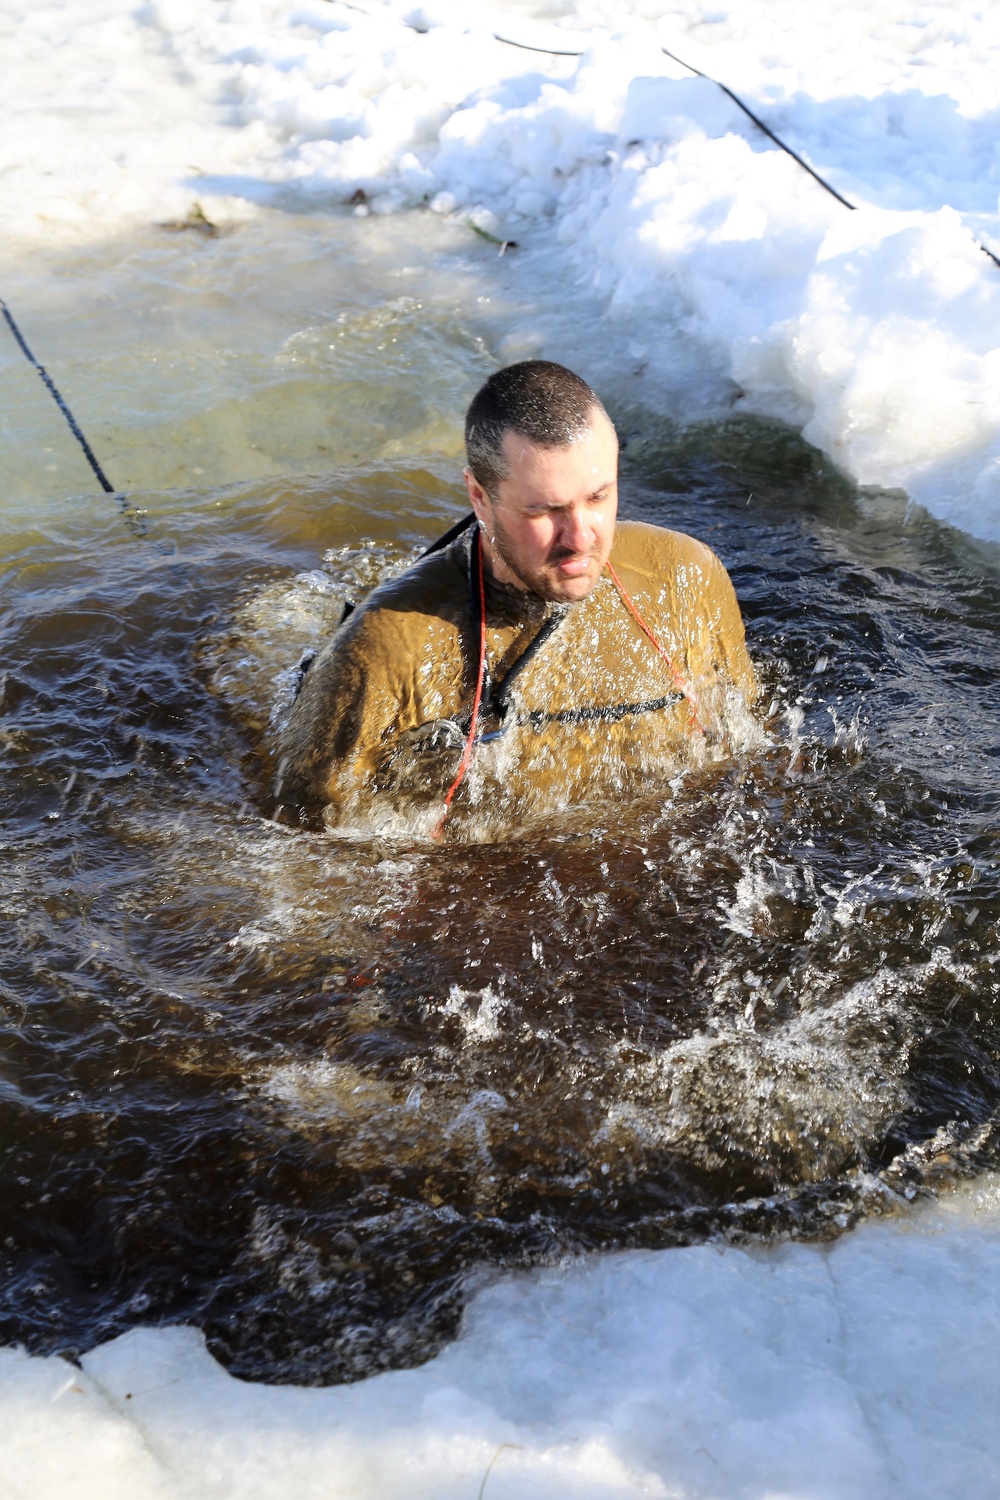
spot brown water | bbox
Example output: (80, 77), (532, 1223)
(3, 208), (1000, 1384)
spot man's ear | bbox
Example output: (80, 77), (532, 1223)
(462, 466), (493, 527)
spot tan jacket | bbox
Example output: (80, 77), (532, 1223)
(277, 520), (756, 830)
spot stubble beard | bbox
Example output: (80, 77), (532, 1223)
(483, 507), (604, 603)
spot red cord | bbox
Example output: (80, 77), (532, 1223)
(434, 542), (702, 837)
(434, 527), (488, 838)
(605, 560), (705, 735)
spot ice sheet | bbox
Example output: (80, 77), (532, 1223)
(7, 1178), (1000, 1500)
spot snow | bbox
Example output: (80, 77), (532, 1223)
(7, 1177), (1000, 1499)
(3, 0), (1000, 537)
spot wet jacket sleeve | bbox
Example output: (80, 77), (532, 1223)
(274, 610), (412, 821)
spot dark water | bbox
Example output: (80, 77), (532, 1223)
(2, 417), (1000, 1385)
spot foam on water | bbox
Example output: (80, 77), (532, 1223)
(7, 1176), (1000, 1500)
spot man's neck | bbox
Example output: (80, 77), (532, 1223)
(479, 530), (530, 593)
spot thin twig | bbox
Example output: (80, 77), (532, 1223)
(477, 1442), (523, 1500)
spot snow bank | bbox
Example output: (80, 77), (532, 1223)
(8, 1178), (1000, 1499)
(6, 1), (1000, 537)
(4, 0), (1000, 536)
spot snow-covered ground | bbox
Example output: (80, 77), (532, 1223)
(9, 1177), (1000, 1500)
(4, 0), (1000, 536)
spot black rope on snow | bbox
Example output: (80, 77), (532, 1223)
(0, 296), (116, 493)
(492, 33), (585, 58)
(659, 50), (1000, 273)
(658, 46), (857, 211)
(494, 29), (1000, 270)
(492, 33), (855, 209)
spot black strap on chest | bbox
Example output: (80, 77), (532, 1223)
(296, 512), (683, 736)
(456, 525), (571, 734)
(456, 529), (683, 740)
(420, 510), (477, 559)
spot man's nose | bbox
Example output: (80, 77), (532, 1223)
(556, 504), (592, 552)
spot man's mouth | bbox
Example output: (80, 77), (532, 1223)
(552, 554), (595, 577)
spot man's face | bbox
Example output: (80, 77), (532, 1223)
(463, 409), (619, 603)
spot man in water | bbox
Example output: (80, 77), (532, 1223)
(276, 360), (756, 831)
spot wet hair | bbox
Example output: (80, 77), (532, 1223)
(464, 360), (611, 497)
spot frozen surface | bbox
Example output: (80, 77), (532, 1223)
(7, 1178), (1000, 1499)
(4, 1), (1000, 536)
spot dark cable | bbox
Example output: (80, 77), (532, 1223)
(485, 608), (567, 720)
(493, 32), (856, 209)
(659, 46), (857, 211)
(0, 296), (116, 493)
(660, 49), (1000, 271)
(492, 33), (584, 58)
(480, 692), (682, 742)
(494, 32), (1000, 272)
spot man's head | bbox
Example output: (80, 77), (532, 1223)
(463, 361), (618, 603)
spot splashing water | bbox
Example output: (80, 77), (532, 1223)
(3, 215), (1000, 1387)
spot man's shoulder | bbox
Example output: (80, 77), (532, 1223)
(364, 538), (467, 613)
(280, 536), (468, 765)
(344, 537), (468, 642)
(610, 520), (723, 584)
(294, 537), (467, 701)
